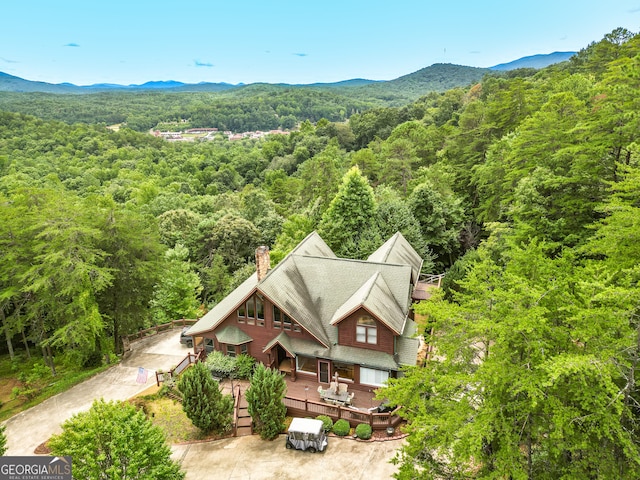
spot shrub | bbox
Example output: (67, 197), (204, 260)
(82, 349), (104, 368)
(234, 354), (256, 379)
(332, 419), (350, 436)
(158, 377), (180, 398)
(355, 423), (372, 440)
(204, 350), (236, 378)
(316, 415), (333, 433)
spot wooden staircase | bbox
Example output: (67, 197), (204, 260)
(234, 385), (253, 437)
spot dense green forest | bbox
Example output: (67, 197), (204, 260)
(1, 27), (639, 478)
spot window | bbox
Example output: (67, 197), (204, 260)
(240, 344), (248, 355)
(356, 316), (377, 345)
(360, 367), (389, 387)
(238, 296), (264, 327)
(246, 299), (255, 325)
(226, 344), (236, 357)
(296, 355), (317, 374)
(273, 305), (301, 332)
(256, 297), (264, 326)
(333, 362), (355, 381)
(273, 306), (282, 329)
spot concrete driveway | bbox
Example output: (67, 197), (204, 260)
(172, 434), (403, 480)
(2, 329), (191, 456)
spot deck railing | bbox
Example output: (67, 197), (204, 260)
(232, 383), (242, 437)
(422, 273), (445, 286)
(123, 318), (197, 345)
(283, 396), (402, 431)
(155, 352), (201, 386)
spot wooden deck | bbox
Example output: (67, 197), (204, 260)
(219, 377), (385, 410)
(283, 377), (385, 410)
(217, 376), (400, 431)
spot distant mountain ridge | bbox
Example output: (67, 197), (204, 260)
(0, 52), (574, 95)
(489, 51), (575, 71)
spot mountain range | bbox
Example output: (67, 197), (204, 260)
(0, 52), (575, 95)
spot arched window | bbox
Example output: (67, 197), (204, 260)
(356, 315), (377, 345)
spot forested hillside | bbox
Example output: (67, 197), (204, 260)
(0, 64), (492, 130)
(1, 27), (639, 477)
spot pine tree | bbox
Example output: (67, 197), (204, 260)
(318, 165), (376, 258)
(245, 364), (287, 440)
(177, 361), (233, 434)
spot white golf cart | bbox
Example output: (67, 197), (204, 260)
(285, 417), (328, 453)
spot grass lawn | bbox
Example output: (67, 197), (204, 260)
(146, 398), (201, 443)
(133, 395), (233, 444)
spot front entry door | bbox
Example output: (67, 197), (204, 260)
(318, 360), (330, 384)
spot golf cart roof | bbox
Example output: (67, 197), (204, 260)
(288, 417), (324, 435)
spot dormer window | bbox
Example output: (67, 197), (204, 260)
(356, 315), (377, 344)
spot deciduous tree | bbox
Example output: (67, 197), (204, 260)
(48, 399), (184, 480)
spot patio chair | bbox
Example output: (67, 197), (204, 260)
(338, 383), (348, 394)
(329, 382), (338, 393)
(346, 392), (355, 405)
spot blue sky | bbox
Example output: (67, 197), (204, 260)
(2, 1), (639, 86)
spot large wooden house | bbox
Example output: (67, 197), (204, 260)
(186, 231), (425, 391)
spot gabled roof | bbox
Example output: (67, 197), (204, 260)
(287, 231), (336, 259)
(329, 272), (407, 335)
(258, 254), (413, 346)
(367, 232), (423, 284)
(187, 231), (425, 369)
(263, 331), (296, 357)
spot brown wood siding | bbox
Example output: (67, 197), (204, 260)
(210, 295), (324, 365)
(337, 307), (395, 356)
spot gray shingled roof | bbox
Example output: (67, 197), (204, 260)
(186, 231), (422, 370)
(263, 332), (296, 356)
(367, 232), (424, 284)
(215, 326), (253, 345)
(266, 333), (401, 371)
(258, 254), (413, 347)
(329, 272), (407, 335)
(287, 231), (336, 258)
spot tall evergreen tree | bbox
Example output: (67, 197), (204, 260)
(245, 364), (287, 440)
(150, 245), (202, 324)
(177, 361), (233, 434)
(318, 165), (376, 258)
(382, 228), (640, 479)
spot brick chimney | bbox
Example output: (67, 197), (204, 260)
(255, 246), (270, 281)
